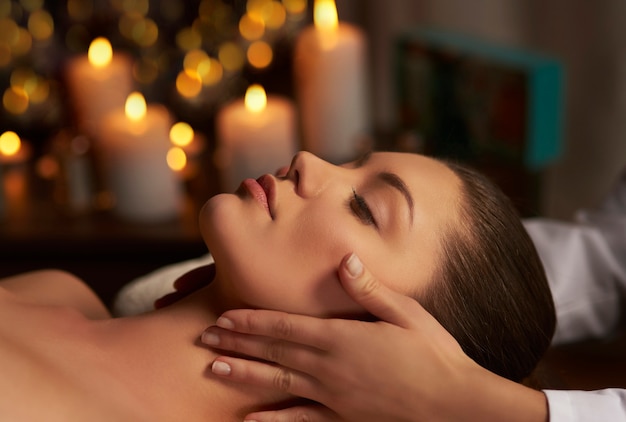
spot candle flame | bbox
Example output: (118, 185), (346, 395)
(88, 37), (113, 68)
(170, 122), (194, 147)
(125, 92), (147, 121)
(314, 0), (338, 31)
(0, 131), (21, 156)
(245, 84), (267, 113)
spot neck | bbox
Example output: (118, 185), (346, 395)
(98, 267), (299, 421)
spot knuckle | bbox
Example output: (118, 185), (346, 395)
(272, 368), (293, 392)
(243, 310), (261, 332)
(358, 273), (380, 298)
(264, 340), (285, 363)
(272, 315), (293, 338)
(293, 411), (312, 422)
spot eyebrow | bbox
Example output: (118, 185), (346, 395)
(378, 172), (414, 227)
(353, 151), (415, 228)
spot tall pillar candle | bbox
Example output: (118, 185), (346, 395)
(99, 92), (183, 222)
(216, 84), (297, 192)
(65, 37), (133, 139)
(293, 0), (370, 164)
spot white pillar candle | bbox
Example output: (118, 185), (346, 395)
(99, 92), (183, 222)
(216, 84), (297, 192)
(65, 37), (134, 139)
(293, 0), (370, 163)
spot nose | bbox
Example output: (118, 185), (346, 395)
(287, 151), (336, 197)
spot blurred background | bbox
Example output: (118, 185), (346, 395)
(0, 0), (625, 305)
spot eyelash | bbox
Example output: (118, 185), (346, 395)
(349, 188), (378, 228)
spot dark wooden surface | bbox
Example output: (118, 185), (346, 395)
(540, 331), (626, 390)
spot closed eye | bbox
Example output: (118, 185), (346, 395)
(349, 188), (378, 229)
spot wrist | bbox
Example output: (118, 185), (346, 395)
(455, 362), (549, 422)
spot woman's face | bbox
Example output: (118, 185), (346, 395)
(200, 151), (461, 317)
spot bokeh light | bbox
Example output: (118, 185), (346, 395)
(3, 86), (29, 114)
(167, 147), (187, 171)
(198, 58), (223, 86)
(247, 40), (273, 69)
(0, 131), (21, 156)
(176, 26), (202, 51)
(239, 13), (264, 41)
(283, 0), (307, 15)
(264, 1), (286, 29)
(28, 9), (54, 40)
(12, 27), (32, 56)
(218, 41), (244, 71)
(169, 122), (194, 147)
(176, 69), (202, 98)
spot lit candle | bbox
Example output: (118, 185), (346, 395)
(293, 0), (370, 163)
(65, 37), (134, 139)
(216, 84), (297, 192)
(99, 92), (183, 222)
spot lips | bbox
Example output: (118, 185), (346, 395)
(241, 175), (274, 219)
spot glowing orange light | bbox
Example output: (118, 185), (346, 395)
(244, 84), (267, 113)
(169, 122), (194, 147)
(167, 147), (187, 171)
(88, 37), (112, 67)
(0, 131), (21, 156)
(314, 0), (338, 31)
(125, 92), (146, 121)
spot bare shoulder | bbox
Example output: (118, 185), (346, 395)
(0, 269), (111, 319)
(0, 287), (149, 421)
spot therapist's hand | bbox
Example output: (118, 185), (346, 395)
(202, 253), (548, 422)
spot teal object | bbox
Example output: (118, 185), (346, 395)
(396, 27), (565, 170)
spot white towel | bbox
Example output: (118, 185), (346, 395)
(112, 253), (214, 316)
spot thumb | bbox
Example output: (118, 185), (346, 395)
(338, 253), (421, 328)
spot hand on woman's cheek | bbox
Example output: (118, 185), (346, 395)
(199, 254), (483, 422)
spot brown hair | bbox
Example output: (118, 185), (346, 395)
(420, 161), (556, 382)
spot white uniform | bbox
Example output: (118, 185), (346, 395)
(525, 167), (626, 422)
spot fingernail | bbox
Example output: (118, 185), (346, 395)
(216, 316), (234, 330)
(211, 360), (231, 376)
(201, 331), (220, 346)
(346, 253), (363, 277)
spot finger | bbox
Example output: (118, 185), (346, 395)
(338, 253), (427, 329)
(210, 356), (323, 403)
(244, 404), (338, 422)
(214, 309), (337, 351)
(202, 326), (323, 372)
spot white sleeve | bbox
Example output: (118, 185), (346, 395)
(524, 218), (626, 345)
(544, 389), (626, 422)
